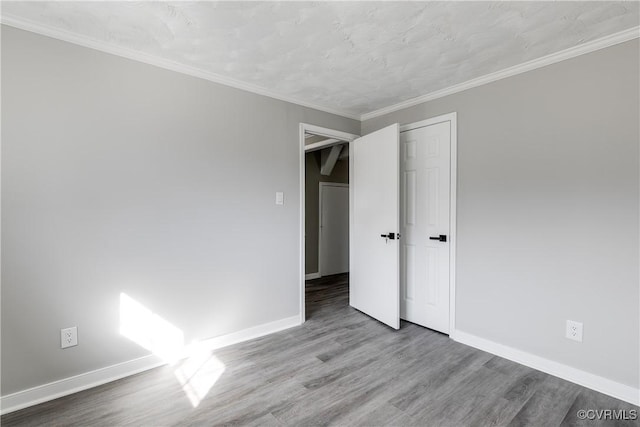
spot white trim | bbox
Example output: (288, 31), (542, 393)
(454, 330), (640, 406)
(300, 124), (359, 324)
(348, 135), (355, 314)
(318, 182), (349, 277)
(4, 15), (636, 123)
(302, 124), (359, 143)
(362, 26), (640, 121)
(305, 138), (341, 153)
(398, 112), (457, 133)
(305, 272), (321, 280)
(0, 15), (359, 121)
(0, 355), (164, 415)
(194, 315), (300, 352)
(0, 315), (300, 415)
(400, 112), (458, 337)
(449, 116), (458, 340)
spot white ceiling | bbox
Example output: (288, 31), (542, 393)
(2, 1), (638, 119)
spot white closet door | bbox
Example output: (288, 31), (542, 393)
(400, 121), (451, 334)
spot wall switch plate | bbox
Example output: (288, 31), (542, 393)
(275, 191), (284, 205)
(61, 326), (78, 349)
(566, 320), (583, 342)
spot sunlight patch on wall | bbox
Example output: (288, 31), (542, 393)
(119, 293), (226, 408)
(119, 293), (185, 363)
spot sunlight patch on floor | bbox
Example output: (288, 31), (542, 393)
(174, 350), (226, 408)
(119, 293), (226, 407)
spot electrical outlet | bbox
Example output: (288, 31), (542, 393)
(566, 320), (583, 342)
(61, 327), (78, 349)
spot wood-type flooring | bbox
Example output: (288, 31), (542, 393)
(3, 273), (638, 426)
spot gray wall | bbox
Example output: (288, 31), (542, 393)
(0, 25), (359, 395)
(2, 22), (638, 398)
(305, 152), (349, 274)
(362, 40), (639, 388)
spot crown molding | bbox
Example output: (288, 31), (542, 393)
(0, 14), (361, 121)
(360, 25), (640, 121)
(2, 14), (638, 124)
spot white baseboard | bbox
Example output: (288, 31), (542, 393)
(305, 272), (321, 280)
(0, 355), (165, 415)
(0, 315), (301, 415)
(454, 330), (640, 406)
(193, 315), (300, 352)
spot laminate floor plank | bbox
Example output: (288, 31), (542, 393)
(348, 402), (419, 427)
(2, 273), (637, 427)
(178, 377), (307, 426)
(406, 365), (515, 425)
(560, 388), (640, 427)
(507, 375), (582, 427)
(457, 368), (548, 427)
(388, 343), (494, 412)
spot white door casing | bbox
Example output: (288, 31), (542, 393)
(350, 123), (400, 329)
(300, 123), (360, 323)
(400, 118), (453, 334)
(319, 183), (349, 276)
(300, 116), (456, 334)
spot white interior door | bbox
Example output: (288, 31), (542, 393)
(400, 121), (451, 333)
(319, 183), (349, 276)
(350, 124), (400, 329)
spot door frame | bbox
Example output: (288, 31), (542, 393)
(299, 123), (359, 324)
(318, 182), (350, 277)
(399, 112), (458, 338)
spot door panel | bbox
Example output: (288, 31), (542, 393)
(320, 184), (349, 276)
(400, 121), (451, 333)
(351, 124), (400, 329)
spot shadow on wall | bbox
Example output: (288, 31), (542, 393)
(119, 293), (226, 407)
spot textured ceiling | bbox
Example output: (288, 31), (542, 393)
(2, 1), (639, 117)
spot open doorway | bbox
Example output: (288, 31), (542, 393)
(305, 150), (349, 279)
(299, 124), (359, 322)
